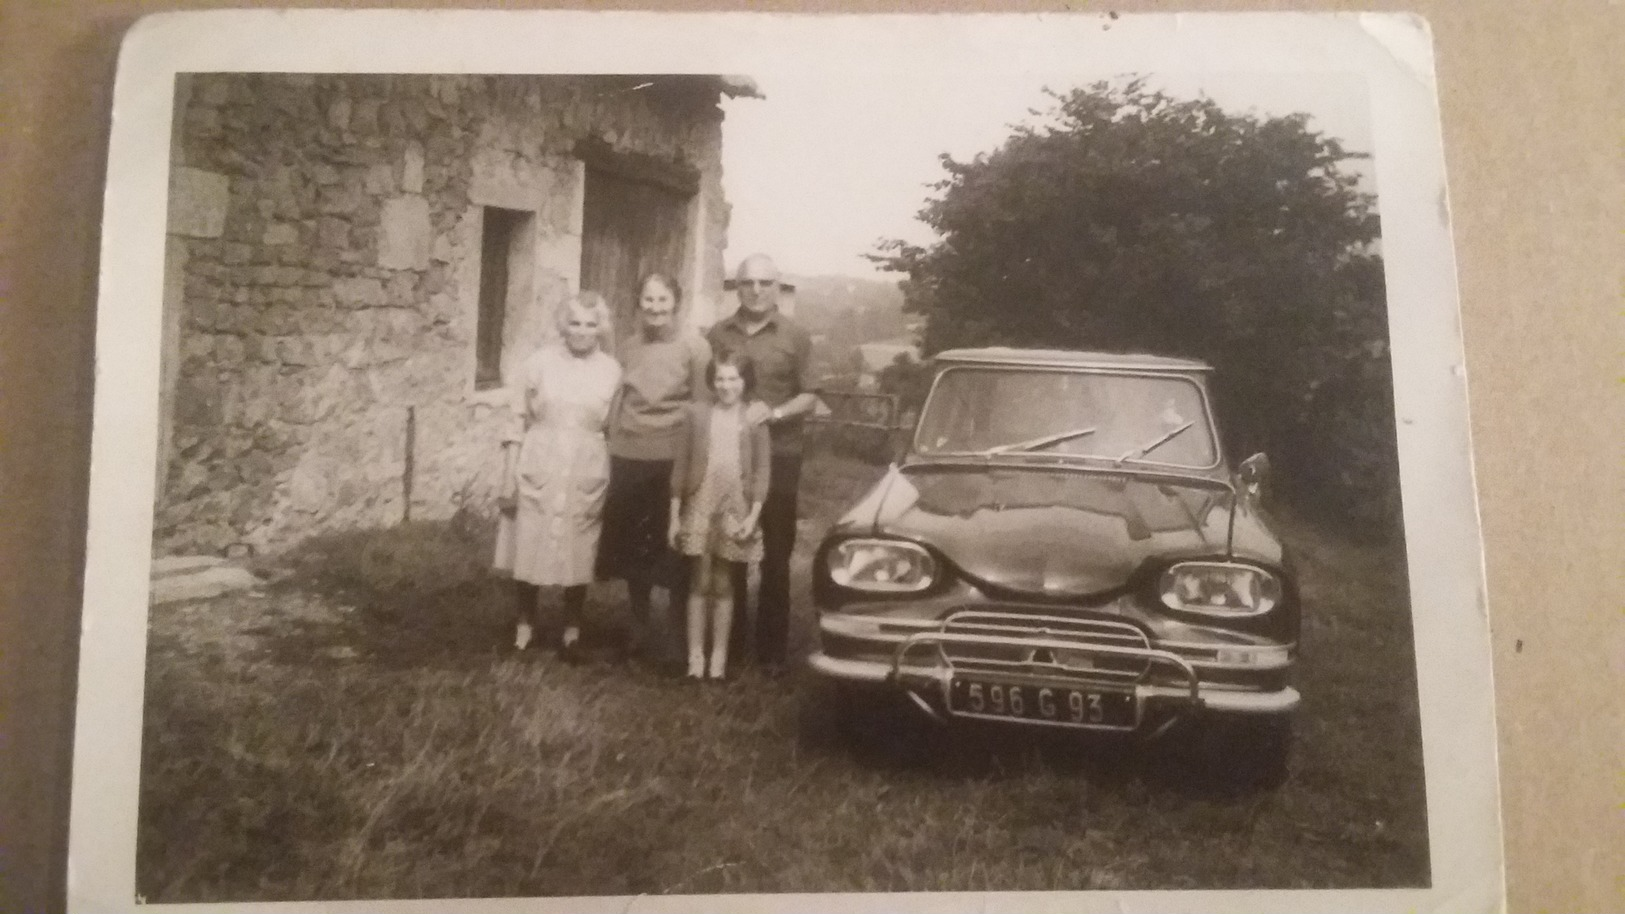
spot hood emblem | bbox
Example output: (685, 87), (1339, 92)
(1026, 646), (1056, 665)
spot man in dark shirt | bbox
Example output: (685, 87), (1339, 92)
(707, 254), (819, 672)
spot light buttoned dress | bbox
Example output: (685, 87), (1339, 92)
(493, 344), (622, 586)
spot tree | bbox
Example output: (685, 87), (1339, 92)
(872, 79), (1400, 538)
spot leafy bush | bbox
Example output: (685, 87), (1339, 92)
(871, 79), (1402, 540)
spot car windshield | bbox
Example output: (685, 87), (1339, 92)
(913, 366), (1220, 468)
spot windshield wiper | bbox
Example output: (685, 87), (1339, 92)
(977, 426), (1097, 456)
(1116, 420), (1195, 464)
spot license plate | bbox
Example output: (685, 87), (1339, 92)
(947, 678), (1137, 729)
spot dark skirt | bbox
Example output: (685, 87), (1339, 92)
(595, 455), (682, 588)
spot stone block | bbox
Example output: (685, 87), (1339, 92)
(317, 217), (349, 250)
(150, 565), (262, 606)
(223, 212), (265, 245)
(420, 265), (447, 296)
(263, 305), (299, 334)
(240, 451), (275, 484)
(328, 96), (352, 131)
(181, 333), (214, 361)
(277, 337), (315, 367)
(184, 106), (222, 138)
(169, 167), (230, 239)
(364, 163), (394, 195)
(152, 555), (225, 577)
(264, 223), (299, 246)
(545, 165), (582, 235)
(378, 195), (431, 270)
(334, 276), (385, 308)
(288, 459), (332, 506)
(244, 334), (275, 364)
(431, 232), (455, 263)
(185, 296), (221, 331)
(401, 144), (425, 194)
(197, 78), (231, 107)
(536, 230), (582, 284)
(352, 98), (381, 134)
(384, 272), (417, 304)
(318, 183), (362, 216)
(216, 334), (247, 367)
(271, 266), (304, 287)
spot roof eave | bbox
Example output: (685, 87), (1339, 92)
(717, 75), (763, 99)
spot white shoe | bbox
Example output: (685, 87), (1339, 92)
(514, 622), (534, 651)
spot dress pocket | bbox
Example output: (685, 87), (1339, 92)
(572, 446), (611, 504)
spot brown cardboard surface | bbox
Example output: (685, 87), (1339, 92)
(1, 2), (1618, 912)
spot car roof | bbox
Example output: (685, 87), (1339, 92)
(931, 347), (1214, 372)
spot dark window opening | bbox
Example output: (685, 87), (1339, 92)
(476, 207), (529, 390)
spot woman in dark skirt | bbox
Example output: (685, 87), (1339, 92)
(597, 272), (712, 659)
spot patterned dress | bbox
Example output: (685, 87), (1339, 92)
(493, 344), (622, 585)
(675, 406), (765, 564)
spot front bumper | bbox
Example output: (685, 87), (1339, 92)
(809, 609), (1300, 727)
(809, 651), (1300, 715)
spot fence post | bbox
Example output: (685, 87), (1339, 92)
(403, 405), (415, 523)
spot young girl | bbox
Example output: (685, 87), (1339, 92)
(668, 350), (771, 680)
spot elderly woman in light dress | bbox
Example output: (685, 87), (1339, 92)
(493, 290), (622, 662)
(496, 274), (743, 668)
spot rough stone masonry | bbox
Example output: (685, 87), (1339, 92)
(157, 74), (736, 555)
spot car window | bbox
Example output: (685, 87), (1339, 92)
(914, 366), (1219, 468)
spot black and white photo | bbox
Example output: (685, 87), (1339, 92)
(69, 10), (1502, 913)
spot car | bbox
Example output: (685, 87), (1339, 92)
(807, 347), (1300, 787)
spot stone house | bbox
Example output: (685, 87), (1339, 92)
(157, 73), (756, 554)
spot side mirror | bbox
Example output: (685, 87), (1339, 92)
(1237, 452), (1270, 495)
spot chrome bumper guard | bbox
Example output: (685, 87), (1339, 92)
(888, 611), (1202, 729)
(808, 609), (1302, 726)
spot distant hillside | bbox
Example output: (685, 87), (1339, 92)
(787, 274), (915, 380)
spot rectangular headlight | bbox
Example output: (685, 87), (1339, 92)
(827, 538), (937, 593)
(1159, 561), (1281, 616)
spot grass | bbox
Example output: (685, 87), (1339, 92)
(137, 449), (1429, 902)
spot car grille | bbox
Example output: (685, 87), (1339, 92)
(927, 608), (1153, 685)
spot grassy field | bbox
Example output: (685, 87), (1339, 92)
(136, 449), (1429, 902)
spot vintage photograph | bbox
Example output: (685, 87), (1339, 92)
(68, 10), (1501, 913)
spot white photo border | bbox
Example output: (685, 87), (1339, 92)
(71, 9), (1502, 913)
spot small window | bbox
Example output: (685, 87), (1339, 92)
(476, 207), (530, 390)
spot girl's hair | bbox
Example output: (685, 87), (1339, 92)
(555, 290), (615, 349)
(706, 347), (757, 397)
(638, 271), (683, 305)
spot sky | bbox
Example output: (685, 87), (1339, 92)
(720, 67), (1374, 281)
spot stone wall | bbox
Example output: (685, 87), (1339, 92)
(157, 74), (732, 554)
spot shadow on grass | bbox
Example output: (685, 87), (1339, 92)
(249, 511), (646, 670)
(792, 676), (1275, 806)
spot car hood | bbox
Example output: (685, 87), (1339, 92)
(851, 462), (1241, 599)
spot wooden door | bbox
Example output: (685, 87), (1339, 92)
(580, 168), (691, 351)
